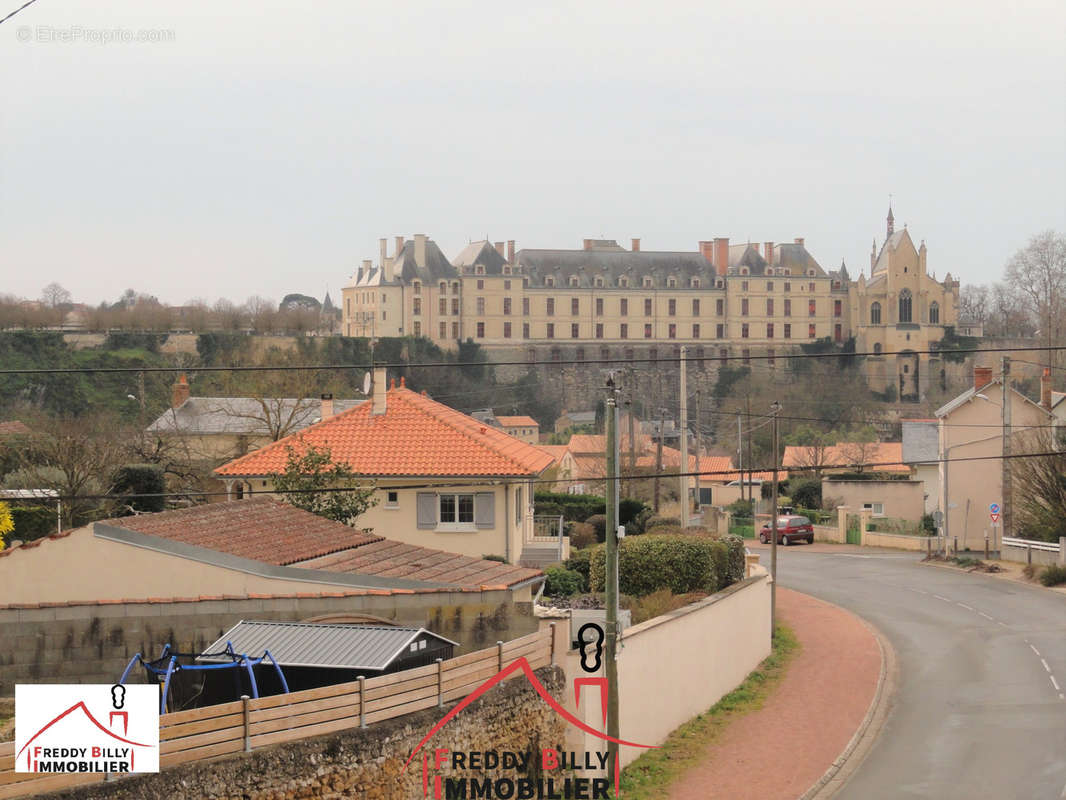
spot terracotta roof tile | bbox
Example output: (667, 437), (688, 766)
(496, 416), (539, 427)
(215, 386), (554, 478)
(99, 497), (379, 565)
(0, 420), (31, 436)
(782, 442), (910, 474)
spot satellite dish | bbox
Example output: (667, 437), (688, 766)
(362, 372), (372, 395)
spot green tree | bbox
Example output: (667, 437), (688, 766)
(0, 501), (13, 550)
(269, 442), (378, 528)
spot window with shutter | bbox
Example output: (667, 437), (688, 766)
(475, 493), (495, 529)
(416, 492), (437, 529)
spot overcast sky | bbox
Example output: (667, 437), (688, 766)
(2, 0), (1064, 307)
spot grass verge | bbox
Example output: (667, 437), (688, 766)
(619, 624), (800, 799)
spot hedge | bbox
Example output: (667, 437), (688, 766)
(544, 566), (585, 597)
(589, 535), (718, 596)
(9, 505), (56, 542)
(533, 492), (649, 525)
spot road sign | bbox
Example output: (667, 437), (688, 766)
(990, 503), (1000, 514)
(990, 513), (1000, 523)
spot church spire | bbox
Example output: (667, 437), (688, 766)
(886, 202), (895, 237)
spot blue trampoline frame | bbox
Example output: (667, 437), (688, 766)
(119, 642), (290, 714)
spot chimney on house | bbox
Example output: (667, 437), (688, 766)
(507, 240), (516, 263)
(583, 238), (593, 251)
(379, 238), (388, 269)
(320, 393), (334, 420)
(395, 235), (405, 261)
(631, 238), (641, 252)
(362, 258), (372, 274)
(974, 365), (994, 392)
(371, 367), (388, 416)
(414, 234), (427, 269)
(172, 373), (190, 409)
(794, 237), (805, 248)
(1041, 368), (1052, 410)
(698, 240), (714, 265)
(714, 237), (730, 277)
(764, 242), (774, 267)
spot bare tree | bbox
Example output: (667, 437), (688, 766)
(40, 282), (72, 309)
(959, 284), (989, 328)
(245, 295), (278, 333)
(213, 298), (245, 331)
(1005, 231), (1066, 368)
(1011, 429), (1066, 543)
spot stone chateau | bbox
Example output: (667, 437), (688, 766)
(342, 209), (960, 400)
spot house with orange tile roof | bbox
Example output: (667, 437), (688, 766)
(782, 441), (911, 477)
(214, 371), (557, 565)
(494, 415), (540, 444)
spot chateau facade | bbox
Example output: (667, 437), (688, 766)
(342, 210), (960, 401)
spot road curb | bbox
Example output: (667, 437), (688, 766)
(917, 559), (1066, 598)
(797, 604), (897, 800)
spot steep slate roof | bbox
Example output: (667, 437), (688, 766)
(451, 240), (508, 275)
(215, 383), (554, 478)
(393, 239), (458, 283)
(99, 497), (378, 565)
(873, 229), (912, 274)
(89, 497), (541, 589)
(767, 242), (828, 277)
(514, 248), (716, 288)
(147, 397), (363, 436)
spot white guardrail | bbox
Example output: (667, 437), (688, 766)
(1002, 536), (1061, 553)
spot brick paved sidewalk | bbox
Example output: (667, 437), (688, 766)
(666, 587), (882, 799)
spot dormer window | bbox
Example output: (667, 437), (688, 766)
(545, 276), (555, 287)
(767, 268), (774, 276)
(808, 269), (815, 277)
(503, 266), (511, 274)
(569, 276), (579, 287)
(595, 277), (604, 287)
(690, 278), (700, 288)
(667, 277), (676, 288)
(476, 265), (484, 275)
(619, 277), (629, 288)
(413, 281), (422, 295)
(833, 280), (841, 290)
(784, 269), (791, 276)
(643, 277), (653, 288)
(716, 279), (724, 289)
(741, 268), (749, 276)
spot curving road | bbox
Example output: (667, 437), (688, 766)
(749, 544), (1066, 800)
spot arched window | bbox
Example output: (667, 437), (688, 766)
(898, 289), (912, 323)
(873, 343), (882, 354)
(870, 302), (881, 324)
(929, 301), (939, 324)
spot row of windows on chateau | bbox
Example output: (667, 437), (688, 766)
(409, 273), (836, 293)
(409, 295), (847, 319)
(869, 292), (939, 324)
(409, 320), (848, 343)
(515, 345), (799, 366)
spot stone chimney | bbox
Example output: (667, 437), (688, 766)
(974, 365), (994, 392)
(583, 238), (594, 251)
(320, 393), (334, 420)
(379, 238), (388, 269)
(794, 237), (805, 248)
(507, 240), (516, 263)
(1041, 368), (1052, 410)
(494, 241), (505, 258)
(362, 258), (372, 274)
(371, 367), (388, 416)
(698, 240), (714, 264)
(395, 236), (405, 262)
(414, 234), (427, 268)
(631, 238), (641, 252)
(764, 242), (774, 267)
(172, 373), (190, 409)
(714, 237), (730, 277)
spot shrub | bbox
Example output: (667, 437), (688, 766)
(920, 513), (936, 534)
(726, 499), (754, 518)
(790, 479), (821, 510)
(619, 498), (650, 526)
(588, 535), (718, 596)
(8, 505), (56, 542)
(585, 514), (607, 542)
(569, 522), (597, 550)
(645, 516), (681, 531)
(111, 464), (166, 513)
(627, 507), (654, 535)
(564, 549), (592, 591)
(544, 566), (584, 597)
(1039, 564), (1066, 587)
(720, 534), (746, 584)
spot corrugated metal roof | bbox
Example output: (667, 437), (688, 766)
(197, 621), (458, 670)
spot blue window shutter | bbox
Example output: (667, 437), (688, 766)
(475, 492), (495, 529)
(417, 492), (437, 529)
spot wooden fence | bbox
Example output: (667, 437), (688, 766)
(0, 625), (556, 799)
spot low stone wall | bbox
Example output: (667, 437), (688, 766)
(40, 666), (567, 800)
(1000, 539), (1065, 567)
(813, 523), (842, 543)
(862, 531), (936, 551)
(0, 591), (534, 696)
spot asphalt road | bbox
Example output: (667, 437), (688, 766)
(750, 544), (1066, 800)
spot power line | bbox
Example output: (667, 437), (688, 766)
(3, 343), (1066, 376)
(15, 448), (1063, 506)
(0, 0), (40, 26)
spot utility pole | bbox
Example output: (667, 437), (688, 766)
(1001, 356), (1011, 544)
(654, 405), (665, 513)
(737, 412), (743, 503)
(770, 401), (782, 642)
(680, 346), (690, 528)
(746, 395), (754, 507)
(695, 389), (702, 511)
(604, 377), (621, 773)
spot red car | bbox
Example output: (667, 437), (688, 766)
(758, 515), (814, 545)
